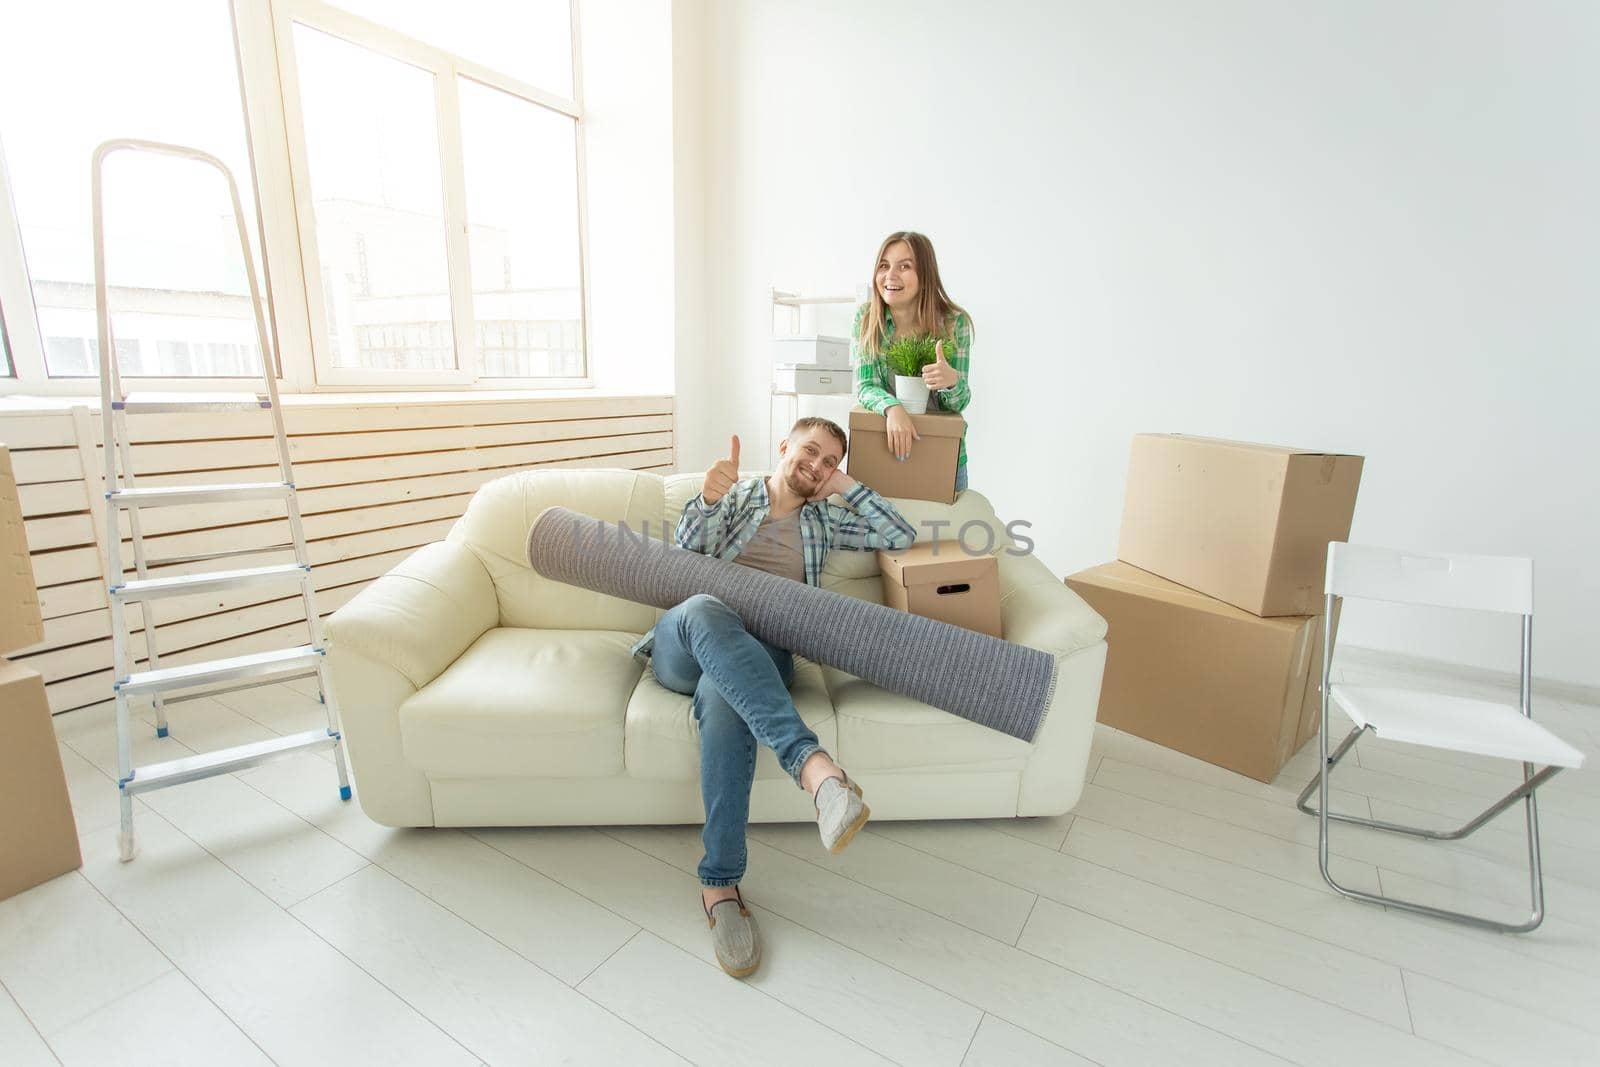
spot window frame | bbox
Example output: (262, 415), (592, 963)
(274, 0), (592, 390)
(0, 0), (592, 396)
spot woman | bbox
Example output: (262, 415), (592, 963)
(850, 231), (974, 493)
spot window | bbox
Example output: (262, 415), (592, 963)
(0, 0), (587, 394)
(458, 77), (585, 381)
(290, 22), (458, 375)
(323, 0), (573, 98)
(0, 1), (277, 381)
(279, 0), (588, 385)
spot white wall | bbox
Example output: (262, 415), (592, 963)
(671, 0), (710, 451)
(579, 0), (675, 395)
(674, 0), (1600, 686)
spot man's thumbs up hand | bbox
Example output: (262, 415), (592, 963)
(703, 434), (742, 505)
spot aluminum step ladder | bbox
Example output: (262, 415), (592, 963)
(92, 138), (352, 862)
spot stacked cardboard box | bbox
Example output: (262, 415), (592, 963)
(1067, 435), (1363, 782)
(1, 444), (82, 900)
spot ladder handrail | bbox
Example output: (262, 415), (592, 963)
(90, 138), (352, 862)
(90, 137), (291, 488)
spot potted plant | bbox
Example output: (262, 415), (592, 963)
(883, 335), (942, 415)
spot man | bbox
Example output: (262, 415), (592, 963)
(631, 416), (915, 977)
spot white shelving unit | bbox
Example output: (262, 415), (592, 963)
(768, 287), (861, 466)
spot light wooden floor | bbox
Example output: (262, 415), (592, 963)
(3, 660), (1597, 1066)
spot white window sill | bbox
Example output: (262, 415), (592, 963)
(0, 385), (671, 416)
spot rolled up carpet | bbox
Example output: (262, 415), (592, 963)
(525, 505), (1056, 742)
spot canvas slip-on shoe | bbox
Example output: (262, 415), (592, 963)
(705, 888), (760, 977)
(815, 773), (869, 855)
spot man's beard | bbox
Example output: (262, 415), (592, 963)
(784, 468), (820, 497)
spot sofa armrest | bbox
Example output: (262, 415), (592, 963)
(324, 540), (497, 828)
(996, 552), (1109, 816)
(998, 551), (1108, 656)
(326, 540), (498, 690)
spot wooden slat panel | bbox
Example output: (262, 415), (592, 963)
(122, 413), (674, 475)
(17, 481), (90, 518)
(113, 437), (675, 537)
(36, 578), (107, 620)
(33, 447), (674, 592)
(112, 395), (673, 443)
(31, 547), (102, 588)
(10, 394), (672, 714)
(29, 550), (419, 694)
(0, 413), (78, 449)
(117, 492), (474, 572)
(44, 618), (326, 715)
(10, 448), (81, 485)
(25, 584), (366, 686)
(23, 513), (96, 552)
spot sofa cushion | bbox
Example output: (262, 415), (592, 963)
(825, 665), (1034, 772)
(400, 628), (642, 778)
(625, 654), (838, 782)
(449, 468), (666, 633)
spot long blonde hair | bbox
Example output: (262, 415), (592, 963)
(858, 231), (970, 358)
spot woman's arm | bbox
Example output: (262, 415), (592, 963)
(851, 302), (900, 415)
(936, 310), (973, 413)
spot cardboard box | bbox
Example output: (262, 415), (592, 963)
(1117, 434), (1363, 617)
(1, 659), (82, 900)
(1066, 561), (1335, 783)
(879, 541), (1003, 638)
(1, 445), (46, 655)
(846, 408), (965, 503)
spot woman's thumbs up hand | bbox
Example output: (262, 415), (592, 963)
(922, 340), (958, 390)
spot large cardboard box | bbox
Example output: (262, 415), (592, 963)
(846, 408), (964, 503)
(1, 660), (82, 900)
(1, 445), (46, 655)
(879, 541), (1003, 638)
(1066, 561), (1334, 783)
(1117, 434), (1363, 617)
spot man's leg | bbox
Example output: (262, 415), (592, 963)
(662, 594), (820, 780)
(650, 598), (792, 886)
(693, 677), (757, 888)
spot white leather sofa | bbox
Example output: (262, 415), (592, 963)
(325, 468), (1108, 828)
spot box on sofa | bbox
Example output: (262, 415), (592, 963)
(878, 540), (1002, 638)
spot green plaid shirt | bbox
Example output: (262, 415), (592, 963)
(629, 476), (915, 657)
(851, 303), (973, 469)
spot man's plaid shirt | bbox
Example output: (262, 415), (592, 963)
(630, 475), (915, 657)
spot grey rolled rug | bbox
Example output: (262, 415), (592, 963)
(525, 506), (1056, 742)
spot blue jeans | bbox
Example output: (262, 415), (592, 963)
(954, 462), (968, 494)
(647, 593), (823, 887)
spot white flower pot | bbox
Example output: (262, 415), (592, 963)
(893, 375), (930, 415)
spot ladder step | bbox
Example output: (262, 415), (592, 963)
(118, 645), (322, 698)
(114, 391), (272, 413)
(147, 545), (296, 567)
(112, 563), (309, 602)
(109, 482), (293, 507)
(122, 728), (337, 795)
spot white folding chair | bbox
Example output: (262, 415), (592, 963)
(1296, 543), (1586, 932)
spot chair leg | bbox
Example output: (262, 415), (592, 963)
(1296, 727), (1560, 933)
